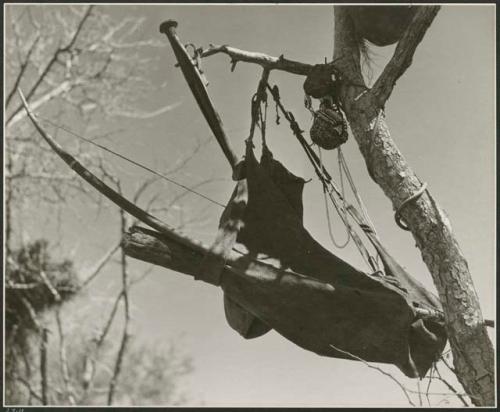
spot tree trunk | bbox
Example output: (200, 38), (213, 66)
(332, 6), (494, 406)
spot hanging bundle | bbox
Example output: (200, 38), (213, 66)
(347, 6), (417, 47)
(310, 98), (348, 150)
(157, 20), (447, 379)
(303, 64), (338, 99)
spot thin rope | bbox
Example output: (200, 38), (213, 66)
(318, 148), (350, 248)
(316, 148), (376, 269)
(37, 116), (226, 208)
(338, 147), (377, 234)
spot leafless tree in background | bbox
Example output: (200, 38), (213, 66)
(4, 4), (204, 405)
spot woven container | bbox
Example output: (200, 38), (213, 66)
(310, 105), (348, 150)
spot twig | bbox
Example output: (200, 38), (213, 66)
(8, 78), (83, 128)
(434, 364), (469, 407)
(371, 6), (440, 105)
(39, 270), (61, 302)
(6, 5), (94, 127)
(20, 296), (41, 330)
(440, 355), (457, 375)
(5, 34), (40, 108)
(80, 289), (122, 402)
(55, 309), (76, 405)
(108, 101), (181, 119)
(80, 263), (151, 403)
(6, 281), (41, 289)
(329, 343), (415, 406)
(330, 343), (474, 406)
(107, 196), (131, 405)
(165, 135), (212, 176)
(15, 375), (44, 403)
(417, 379), (423, 406)
(425, 363), (434, 406)
(40, 327), (49, 405)
(80, 241), (121, 289)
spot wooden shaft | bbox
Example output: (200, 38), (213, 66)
(159, 20), (240, 174)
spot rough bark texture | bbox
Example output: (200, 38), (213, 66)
(333, 6), (494, 406)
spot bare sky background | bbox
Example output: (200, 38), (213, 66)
(6, 4), (495, 407)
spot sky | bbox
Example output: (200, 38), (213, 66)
(5, 4), (496, 407)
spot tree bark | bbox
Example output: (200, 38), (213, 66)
(332, 6), (494, 406)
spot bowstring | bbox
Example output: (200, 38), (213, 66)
(36, 115), (226, 208)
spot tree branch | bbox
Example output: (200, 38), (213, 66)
(80, 241), (121, 289)
(40, 327), (49, 405)
(200, 44), (314, 75)
(433, 364), (469, 407)
(5, 34), (40, 109)
(372, 6), (440, 105)
(333, 5), (494, 406)
(6, 5), (94, 127)
(8, 79), (83, 128)
(107, 186), (132, 406)
(15, 375), (44, 403)
(55, 309), (76, 405)
(329, 343), (415, 406)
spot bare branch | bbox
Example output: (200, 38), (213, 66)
(40, 328), (49, 405)
(200, 44), (313, 75)
(39, 270), (62, 302)
(20, 296), (41, 330)
(165, 136), (212, 176)
(107, 186), (132, 405)
(6, 281), (41, 290)
(6, 5), (94, 126)
(80, 241), (121, 289)
(329, 344), (415, 406)
(8, 79), (83, 128)
(108, 101), (181, 119)
(5, 34), (41, 108)
(433, 364), (469, 407)
(372, 6), (440, 105)
(15, 375), (44, 403)
(108, 191), (130, 405)
(63, 5), (95, 51)
(55, 309), (76, 405)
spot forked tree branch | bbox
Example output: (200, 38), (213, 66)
(331, 5), (494, 406)
(372, 6), (440, 105)
(6, 5), (94, 126)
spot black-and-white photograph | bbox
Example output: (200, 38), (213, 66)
(3, 2), (496, 408)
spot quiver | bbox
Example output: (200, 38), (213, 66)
(199, 142), (446, 378)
